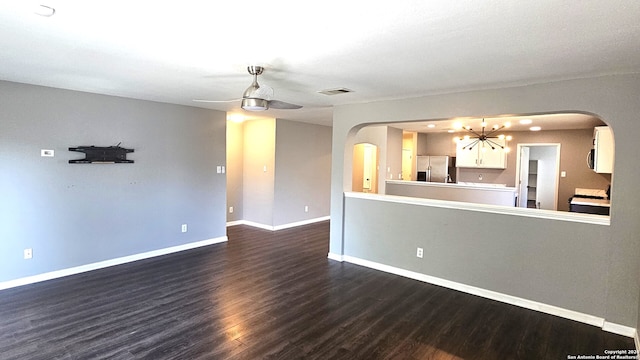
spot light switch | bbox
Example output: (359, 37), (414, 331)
(561, 171), (567, 177)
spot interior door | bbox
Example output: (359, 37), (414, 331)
(518, 147), (530, 207)
(402, 149), (413, 180)
(362, 144), (375, 191)
(353, 143), (378, 193)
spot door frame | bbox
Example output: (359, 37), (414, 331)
(515, 143), (561, 210)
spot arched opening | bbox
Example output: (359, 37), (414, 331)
(345, 112), (614, 216)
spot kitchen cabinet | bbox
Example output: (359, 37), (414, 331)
(593, 126), (613, 174)
(455, 138), (507, 169)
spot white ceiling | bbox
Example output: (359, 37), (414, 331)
(390, 113), (606, 134)
(1, 1), (640, 127)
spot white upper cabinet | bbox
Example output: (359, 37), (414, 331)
(456, 138), (507, 169)
(593, 126), (613, 174)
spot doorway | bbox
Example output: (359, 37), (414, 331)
(353, 143), (378, 193)
(515, 144), (561, 210)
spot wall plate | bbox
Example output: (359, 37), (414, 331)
(41, 149), (54, 157)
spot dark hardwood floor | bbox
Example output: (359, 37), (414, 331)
(0, 221), (635, 359)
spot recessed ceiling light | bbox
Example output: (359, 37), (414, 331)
(34, 4), (55, 17)
(427, 124), (436, 128)
(519, 119), (533, 125)
(530, 126), (542, 131)
(447, 129), (455, 133)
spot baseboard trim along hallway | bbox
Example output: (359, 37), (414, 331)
(0, 236), (228, 291)
(332, 254), (637, 339)
(227, 216), (330, 231)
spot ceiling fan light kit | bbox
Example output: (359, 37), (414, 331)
(241, 98), (269, 111)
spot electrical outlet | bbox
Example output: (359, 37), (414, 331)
(304, 205), (309, 213)
(416, 247), (423, 258)
(229, 206), (234, 214)
(24, 248), (33, 260)
(181, 224), (187, 233)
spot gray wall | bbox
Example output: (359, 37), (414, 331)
(344, 196), (609, 316)
(330, 74), (640, 329)
(242, 119), (276, 225)
(273, 119), (332, 226)
(386, 127), (403, 182)
(0, 81), (227, 283)
(231, 118), (332, 228)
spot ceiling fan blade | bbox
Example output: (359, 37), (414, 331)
(268, 100), (303, 110)
(192, 99), (239, 103)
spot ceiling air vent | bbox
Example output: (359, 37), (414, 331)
(317, 87), (354, 96)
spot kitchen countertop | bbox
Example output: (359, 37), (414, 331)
(570, 198), (610, 207)
(386, 180), (517, 192)
(386, 180), (517, 207)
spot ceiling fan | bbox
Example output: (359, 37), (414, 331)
(194, 66), (302, 111)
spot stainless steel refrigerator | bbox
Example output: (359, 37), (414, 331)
(416, 155), (455, 183)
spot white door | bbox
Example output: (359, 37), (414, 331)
(362, 144), (375, 191)
(518, 147), (530, 207)
(402, 149), (413, 180)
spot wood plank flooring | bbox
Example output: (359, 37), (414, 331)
(0, 221), (635, 359)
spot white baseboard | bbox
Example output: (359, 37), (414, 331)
(0, 236), (228, 291)
(602, 322), (638, 338)
(342, 255), (637, 338)
(227, 216), (330, 231)
(327, 252), (344, 262)
(274, 216), (330, 230)
(635, 329), (639, 352)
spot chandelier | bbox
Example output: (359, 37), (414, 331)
(453, 119), (512, 152)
